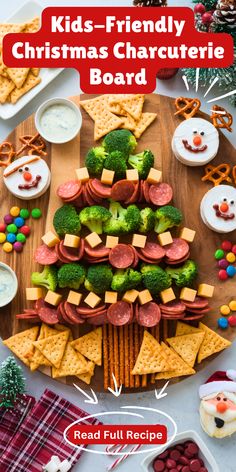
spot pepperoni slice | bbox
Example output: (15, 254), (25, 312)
(77, 238), (85, 261)
(84, 256), (109, 264)
(87, 181), (104, 204)
(166, 252), (190, 264)
(91, 179), (112, 198)
(24, 308), (38, 315)
(34, 244), (58, 265)
(57, 180), (81, 200)
(38, 306), (59, 325)
(183, 297), (209, 309)
(74, 191), (85, 208)
(149, 183), (173, 206)
(159, 301), (186, 314)
(55, 243), (70, 264)
(161, 312), (186, 320)
(143, 180), (151, 203)
(111, 180), (135, 202)
(137, 302), (161, 327)
(83, 185), (96, 206)
(16, 314), (40, 321)
(186, 307), (210, 314)
(130, 246), (139, 268)
(184, 314), (205, 321)
(84, 242), (110, 258)
(141, 241), (166, 261)
(76, 304), (106, 315)
(139, 180), (144, 202)
(64, 301), (85, 324)
(165, 238), (190, 261)
(125, 182), (139, 204)
(60, 301), (74, 325)
(135, 248), (162, 264)
(107, 301), (132, 326)
(87, 312), (108, 325)
(57, 303), (65, 323)
(109, 244), (134, 269)
(59, 240), (79, 262)
(80, 309), (107, 319)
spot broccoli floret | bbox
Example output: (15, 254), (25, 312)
(166, 260), (198, 288)
(141, 264), (172, 295)
(53, 205), (81, 238)
(128, 150), (154, 179)
(102, 129), (137, 160)
(111, 268), (142, 292)
(138, 207), (156, 233)
(103, 201), (141, 235)
(79, 205), (112, 234)
(84, 264), (113, 294)
(155, 206), (182, 234)
(31, 265), (58, 292)
(85, 147), (107, 176)
(58, 263), (85, 290)
(104, 151), (127, 179)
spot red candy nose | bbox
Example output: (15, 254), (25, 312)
(23, 171), (32, 181)
(193, 135), (202, 146)
(220, 203), (229, 213)
(217, 402), (228, 414)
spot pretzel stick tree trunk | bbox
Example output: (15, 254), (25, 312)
(119, 326), (125, 386)
(108, 324), (114, 389)
(134, 323), (140, 388)
(103, 325), (109, 391)
(129, 324), (135, 388)
(113, 326), (120, 387)
(124, 325), (130, 388)
(150, 325), (160, 384)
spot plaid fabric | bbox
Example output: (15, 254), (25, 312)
(0, 394), (35, 456)
(0, 388), (101, 472)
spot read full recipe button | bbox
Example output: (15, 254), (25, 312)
(67, 425), (167, 445)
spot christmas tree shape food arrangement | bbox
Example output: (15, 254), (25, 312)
(0, 356), (26, 408)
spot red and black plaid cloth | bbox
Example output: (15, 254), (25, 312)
(0, 388), (101, 472)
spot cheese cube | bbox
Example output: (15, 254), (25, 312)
(132, 234), (147, 249)
(197, 283), (214, 298)
(105, 291), (118, 304)
(123, 289), (139, 304)
(85, 232), (102, 248)
(138, 289), (153, 305)
(180, 287), (197, 302)
(26, 287), (43, 301)
(105, 235), (119, 249)
(64, 234), (80, 248)
(44, 290), (62, 306)
(147, 168), (162, 184)
(126, 169), (139, 182)
(67, 291), (82, 306)
(179, 227), (196, 243)
(84, 292), (101, 308)
(76, 167), (89, 183)
(101, 168), (115, 186)
(160, 288), (176, 304)
(41, 231), (60, 248)
(157, 232), (173, 246)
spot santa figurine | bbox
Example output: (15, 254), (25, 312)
(199, 370), (236, 438)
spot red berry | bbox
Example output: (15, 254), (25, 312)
(218, 269), (228, 280)
(194, 3), (206, 15)
(221, 240), (232, 252)
(201, 12), (213, 24)
(20, 225), (31, 237)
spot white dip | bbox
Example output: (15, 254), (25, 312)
(40, 104), (78, 142)
(0, 266), (15, 306)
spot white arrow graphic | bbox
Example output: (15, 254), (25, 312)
(73, 383), (98, 404)
(108, 373), (122, 397)
(155, 381), (169, 400)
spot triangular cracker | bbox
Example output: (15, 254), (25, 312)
(176, 321), (203, 337)
(133, 112), (157, 139)
(30, 324), (70, 371)
(108, 94), (135, 115)
(0, 23), (25, 43)
(120, 112), (137, 131)
(5, 68), (30, 89)
(0, 75), (15, 103)
(197, 323), (231, 364)
(155, 344), (196, 380)
(80, 95), (123, 140)
(77, 361), (95, 385)
(10, 72), (41, 104)
(71, 327), (102, 366)
(132, 330), (169, 375)
(167, 332), (205, 367)
(23, 17), (40, 33)
(3, 327), (39, 367)
(117, 94), (144, 121)
(33, 331), (69, 368)
(52, 343), (88, 378)
(31, 68), (40, 77)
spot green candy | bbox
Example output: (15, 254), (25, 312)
(215, 249), (225, 260)
(31, 208), (42, 219)
(16, 233), (26, 243)
(20, 208), (30, 219)
(6, 224), (17, 234)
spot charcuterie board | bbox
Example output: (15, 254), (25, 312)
(0, 93), (236, 392)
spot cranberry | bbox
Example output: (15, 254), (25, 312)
(153, 459), (165, 472)
(187, 443), (199, 455)
(189, 459), (201, 471)
(179, 456), (190, 466)
(166, 459), (177, 469)
(182, 467), (190, 472)
(158, 450), (169, 460)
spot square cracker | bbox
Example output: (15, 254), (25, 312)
(3, 327), (39, 367)
(132, 330), (169, 375)
(175, 321), (203, 337)
(155, 343), (196, 380)
(5, 67), (30, 89)
(71, 327), (102, 366)
(52, 343), (89, 378)
(10, 72), (41, 104)
(114, 94), (145, 121)
(0, 75), (15, 103)
(23, 17), (40, 33)
(0, 23), (25, 44)
(33, 330), (69, 369)
(197, 323), (231, 364)
(80, 95), (124, 141)
(77, 361), (95, 385)
(167, 332), (205, 368)
(133, 112), (157, 139)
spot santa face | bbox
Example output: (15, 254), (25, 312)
(172, 118), (219, 166)
(200, 392), (236, 438)
(200, 185), (236, 233)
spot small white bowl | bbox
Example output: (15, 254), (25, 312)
(35, 97), (82, 144)
(141, 430), (219, 472)
(0, 262), (18, 308)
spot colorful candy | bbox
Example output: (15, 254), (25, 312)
(6, 233), (16, 244)
(0, 233), (6, 243)
(232, 244), (236, 255)
(229, 300), (236, 311)
(218, 317), (228, 329)
(20, 208), (30, 219)
(0, 223), (6, 233)
(220, 305), (230, 316)
(152, 441), (206, 472)
(218, 258), (228, 269)
(16, 233), (26, 243)
(4, 214), (13, 225)
(218, 269), (228, 280)
(10, 206), (20, 217)
(221, 240), (232, 251)
(214, 249), (224, 260)
(14, 217), (25, 228)
(20, 225), (30, 236)
(3, 242), (13, 253)
(226, 265), (236, 277)
(31, 208), (42, 219)
(6, 224), (17, 234)
(13, 242), (23, 253)
(228, 315), (236, 327)
(226, 252), (236, 263)
(0, 206), (39, 254)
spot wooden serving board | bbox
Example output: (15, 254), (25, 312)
(0, 94), (236, 392)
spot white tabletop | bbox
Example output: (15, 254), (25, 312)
(0, 1), (235, 472)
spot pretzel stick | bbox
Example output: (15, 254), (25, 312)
(119, 326), (125, 386)
(113, 326), (119, 387)
(138, 326), (147, 388)
(124, 325), (130, 388)
(129, 324), (135, 388)
(163, 320), (168, 342)
(16, 133), (47, 157)
(103, 325), (109, 391)
(108, 324), (114, 389)
(151, 325), (160, 384)
(0, 142), (15, 167)
(134, 323), (140, 388)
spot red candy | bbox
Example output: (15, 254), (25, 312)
(218, 269), (228, 280)
(187, 443), (199, 455)
(152, 441), (206, 472)
(232, 244), (236, 255)
(189, 459), (201, 471)
(179, 457), (190, 465)
(228, 315), (236, 327)
(20, 225), (31, 236)
(0, 223), (6, 232)
(166, 459), (177, 468)
(221, 240), (232, 251)
(182, 467), (190, 472)
(170, 450), (181, 461)
(153, 460), (165, 472)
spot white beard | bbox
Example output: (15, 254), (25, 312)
(200, 401), (236, 438)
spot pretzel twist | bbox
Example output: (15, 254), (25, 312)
(211, 105), (233, 132)
(0, 141), (16, 167)
(16, 133), (47, 157)
(202, 163), (232, 186)
(232, 166), (236, 186)
(174, 97), (201, 120)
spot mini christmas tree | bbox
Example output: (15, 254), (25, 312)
(0, 356), (26, 408)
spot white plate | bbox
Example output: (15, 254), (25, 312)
(0, 0), (64, 120)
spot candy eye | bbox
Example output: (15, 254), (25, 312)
(223, 397), (227, 402)
(19, 168), (23, 173)
(193, 129), (198, 134)
(222, 197), (228, 203)
(24, 166), (29, 171)
(230, 200), (234, 205)
(217, 396), (221, 401)
(200, 131), (205, 136)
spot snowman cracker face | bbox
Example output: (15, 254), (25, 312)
(3, 155), (51, 200)
(172, 118), (219, 166)
(200, 185), (236, 233)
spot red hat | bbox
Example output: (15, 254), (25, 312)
(199, 370), (236, 399)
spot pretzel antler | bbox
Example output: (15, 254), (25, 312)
(211, 105), (233, 132)
(202, 163), (232, 187)
(174, 97), (201, 120)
